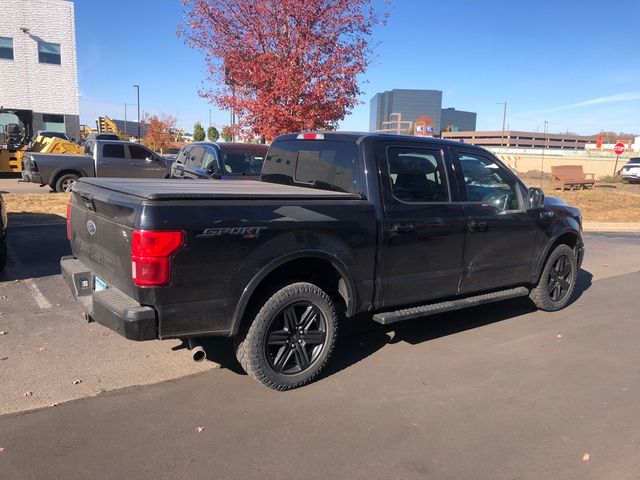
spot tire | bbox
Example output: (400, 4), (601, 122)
(55, 173), (80, 193)
(530, 244), (577, 311)
(236, 282), (338, 390)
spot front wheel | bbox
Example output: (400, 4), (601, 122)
(530, 244), (577, 311)
(236, 282), (338, 390)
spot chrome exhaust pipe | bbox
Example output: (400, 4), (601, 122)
(187, 337), (206, 362)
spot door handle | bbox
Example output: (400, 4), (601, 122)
(99, 161), (109, 165)
(390, 223), (415, 234)
(539, 211), (555, 220)
(467, 220), (488, 232)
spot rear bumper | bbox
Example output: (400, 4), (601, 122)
(60, 256), (157, 341)
(21, 170), (44, 185)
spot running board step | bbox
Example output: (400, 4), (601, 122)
(372, 287), (530, 325)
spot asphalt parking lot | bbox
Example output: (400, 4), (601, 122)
(0, 221), (639, 479)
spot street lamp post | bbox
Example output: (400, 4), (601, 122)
(133, 85), (140, 141)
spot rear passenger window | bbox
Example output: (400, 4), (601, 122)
(387, 147), (449, 202)
(102, 144), (125, 158)
(186, 147), (204, 168)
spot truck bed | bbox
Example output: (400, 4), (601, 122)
(77, 178), (360, 200)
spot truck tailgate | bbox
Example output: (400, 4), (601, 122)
(69, 180), (141, 299)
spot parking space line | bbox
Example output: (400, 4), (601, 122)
(24, 279), (52, 310)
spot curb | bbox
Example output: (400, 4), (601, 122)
(583, 222), (640, 233)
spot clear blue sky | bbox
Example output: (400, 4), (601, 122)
(75, 0), (640, 135)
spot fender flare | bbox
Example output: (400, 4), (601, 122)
(229, 249), (358, 336)
(533, 227), (582, 282)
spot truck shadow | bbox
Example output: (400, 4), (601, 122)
(200, 268), (594, 381)
(0, 216), (70, 282)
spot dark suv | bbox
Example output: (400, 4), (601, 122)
(170, 142), (268, 180)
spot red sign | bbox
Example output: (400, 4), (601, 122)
(614, 142), (625, 155)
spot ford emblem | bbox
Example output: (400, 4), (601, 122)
(86, 220), (97, 236)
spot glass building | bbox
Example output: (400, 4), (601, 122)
(369, 89), (476, 136)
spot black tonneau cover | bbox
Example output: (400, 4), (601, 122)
(76, 178), (360, 201)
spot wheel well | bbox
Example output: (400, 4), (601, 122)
(536, 231), (580, 280)
(551, 232), (579, 251)
(52, 169), (83, 188)
(241, 257), (353, 324)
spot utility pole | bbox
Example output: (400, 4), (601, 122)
(124, 103), (127, 138)
(540, 120), (548, 187)
(496, 101), (507, 147)
(133, 85), (140, 141)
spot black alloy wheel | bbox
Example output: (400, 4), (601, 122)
(547, 254), (573, 302)
(529, 243), (577, 311)
(235, 282), (338, 390)
(266, 302), (327, 375)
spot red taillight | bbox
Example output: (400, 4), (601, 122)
(131, 230), (184, 287)
(296, 132), (325, 140)
(66, 202), (72, 240)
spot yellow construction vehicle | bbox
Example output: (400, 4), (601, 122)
(29, 134), (83, 155)
(0, 107), (83, 173)
(0, 108), (32, 174)
(96, 115), (118, 134)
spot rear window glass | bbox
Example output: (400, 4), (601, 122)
(261, 140), (359, 193)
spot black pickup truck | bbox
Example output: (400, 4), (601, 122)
(62, 132), (584, 390)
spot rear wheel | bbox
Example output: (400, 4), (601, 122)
(235, 282), (338, 390)
(55, 173), (79, 193)
(530, 244), (577, 311)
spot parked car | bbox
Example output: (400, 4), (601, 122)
(0, 193), (6, 271)
(22, 140), (173, 192)
(62, 132), (584, 390)
(619, 157), (640, 183)
(170, 142), (268, 180)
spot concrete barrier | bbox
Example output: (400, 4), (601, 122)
(497, 154), (622, 178)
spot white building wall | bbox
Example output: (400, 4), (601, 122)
(0, 0), (78, 117)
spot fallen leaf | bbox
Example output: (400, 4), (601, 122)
(556, 334), (563, 338)
(37, 347), (46, 352)
(101, 332), (110, 336)
(0, 295), (6, 300)
(22, 391), (32, 397)
(49, 403), (58, 407)
(602, 264), (608, 267)
(72, 379), (82, 385)
(0, 357), (8, 361)
(195, 426), (205, 433)
(0, 447), (5, 453)
(0, 331), (7, 335)
(583, 453), (590, 462)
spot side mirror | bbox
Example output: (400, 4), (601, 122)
(527, 187), (545, 209)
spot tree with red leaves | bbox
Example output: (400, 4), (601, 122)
(179, 0), (386, 140)
(142, 113), (176, 153)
